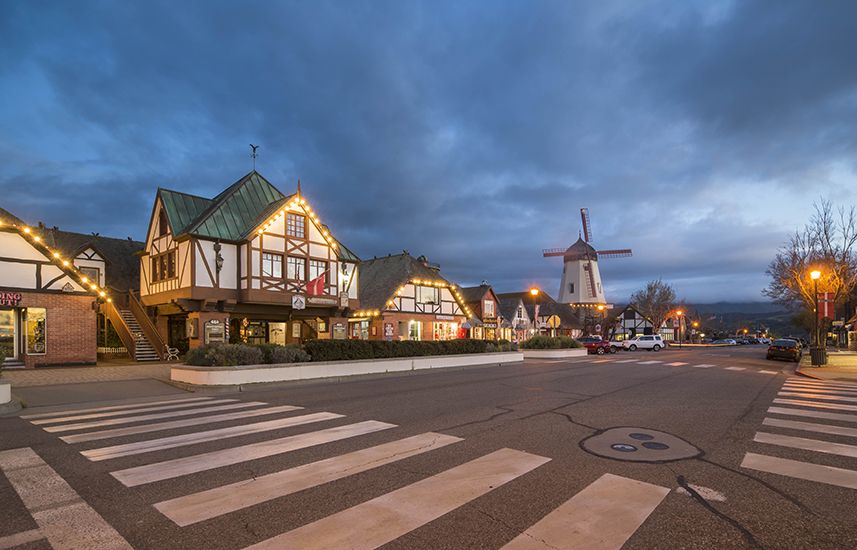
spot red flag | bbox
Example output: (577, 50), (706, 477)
(306, 270), (327, 296)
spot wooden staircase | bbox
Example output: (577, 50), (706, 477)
(119, 309), (160, 361)
(102, 292), (166, 362)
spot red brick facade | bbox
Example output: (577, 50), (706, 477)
(15, 291), (97, 368)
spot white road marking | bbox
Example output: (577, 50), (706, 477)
(112, 420), (396, 487)
(754, 432), (857, 458)
(692, 364), (716, 368)
(781, 384), (857, 396)
(637, 361), (663, 365)
(60, 404), (305, 444)
(20, 396), (213, 420)
(83, 411), (343, 461)
(0, 447), (132, 549)
(0, 529), (44, 549)
(763, 417), (857, 438)
(785, 379), (857, 390)
(613, 359), (638, 363)
(30, 399), (235, 425)
(156, 432), (462, 526)
(768, 406), (857, 424)
(501, 473), (669, 550)
(591, 359), (613, 363)
(725, 367), (746, 371)
(44, 401), (272, 433)
(778, 392), (857, 403)
(666, 362), (688, 366)
(773, 398), (857, 412)
(760, 370), (777, 374)
(741, 452), (857, 490)
(243, 448), (550, 550)
(675, 484), (726, 502)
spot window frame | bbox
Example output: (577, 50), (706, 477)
(286, 213), (306, 239)
(261, 252), (284, 278)
(287, 256), (306, 281)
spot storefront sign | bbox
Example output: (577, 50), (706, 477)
(307, 296), (337, 306)
(333, 322), (346, 340)
(292, 294), (306, 310)
(436, 314), (455, 321)
(204, 319), (225, 344)
(384, 322), (394, 340)
(482, 322), (498, 329)
(339, 292), (349, 308)
(0, 292), (22, 306)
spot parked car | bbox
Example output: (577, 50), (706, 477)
(758, 338), (771, 345)
(713, 338), (737, 345)
(609, 340), (625, 353)
(767, 339), (802, 363)
(622, 335), (665, 351)
(577, 336), (614, 355)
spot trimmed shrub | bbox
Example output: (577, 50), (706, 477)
(185, 343), (264, 366)
(268, 345), (311, 364)
(303, 338), (494, 362)
(519, 336), (583, 349)
(497, 339), (512, 352)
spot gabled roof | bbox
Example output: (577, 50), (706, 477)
(495, 290), (582, 329)
(459, 284), (492, 304)
(158, 189), (212, 235)
(357, 253), (454, 311)
(497, 296), (525, 322)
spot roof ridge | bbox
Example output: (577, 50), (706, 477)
(159, 188), (213, 202)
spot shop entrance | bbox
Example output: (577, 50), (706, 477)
(0, 309), (17, 360)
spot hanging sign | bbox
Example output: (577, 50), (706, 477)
(292, 294), (306, 310)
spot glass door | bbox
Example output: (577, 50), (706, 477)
(0, 309), (17, 360)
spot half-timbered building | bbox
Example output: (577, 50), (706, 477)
(459, 283), (512, 341)
(0, 208), (142, 368)
(139, 171), (360, 349)
(355, 253), (471, 340)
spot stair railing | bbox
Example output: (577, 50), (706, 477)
(102, 300), (137, 360)
(127, 290), (167, 360)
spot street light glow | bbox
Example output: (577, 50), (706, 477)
(676, 310), (683, 316)
(529, 288), (539, 296)
(810, 270), (821, 280)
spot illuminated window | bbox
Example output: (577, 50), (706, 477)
(309, 259), (328, 280)
(287, 256), (306, 280)
(262, 253), (283, 278)
(287, 214), (306, 238)
(483, 300), (495, 317)
(416, 286), (438, 304)
(25, 308), (46, 355)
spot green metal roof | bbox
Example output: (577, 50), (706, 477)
(158, 189), (212, 234)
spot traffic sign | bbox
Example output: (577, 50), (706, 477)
(547, 315), (561, 328)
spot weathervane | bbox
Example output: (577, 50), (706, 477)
(250, 144), (259, 170)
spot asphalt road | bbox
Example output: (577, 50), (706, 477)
(2, 345), (856, 549)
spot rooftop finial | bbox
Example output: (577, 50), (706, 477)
(250, 144), (259, 170)
(297, 178), (302, 197)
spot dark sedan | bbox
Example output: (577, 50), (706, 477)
(766, 339), (802, 363)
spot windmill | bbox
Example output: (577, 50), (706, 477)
(543, 208), (632, 306)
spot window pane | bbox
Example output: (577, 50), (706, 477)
(287, 257), (306, 280)
(262, 253), (283, 278)
(309, 260), (328, 280)
(287, 214), (306, 238)
(26, 308), (46, 355)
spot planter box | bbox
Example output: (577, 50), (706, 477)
(522, 349), (588, 359)
(0, 383), (10, 405)
(172, 351), (524, 386)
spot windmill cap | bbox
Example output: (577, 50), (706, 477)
(564, 237), (597, 260)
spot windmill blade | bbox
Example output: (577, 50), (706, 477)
(580, 208), (592, 242)
(587, 258), (598, 297)
(596, 248), (633, 258)
(543, 248), (566, 257)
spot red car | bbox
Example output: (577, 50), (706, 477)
(577, 336), (614, 355)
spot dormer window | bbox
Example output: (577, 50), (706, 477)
(158, 209), (169, 237)
(287, 213), (306, 239)
(483, 300), (495, 317)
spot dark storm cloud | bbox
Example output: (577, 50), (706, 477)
(1, 0), (856, 302)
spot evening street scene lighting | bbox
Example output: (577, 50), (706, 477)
(1, 2), (857, 548)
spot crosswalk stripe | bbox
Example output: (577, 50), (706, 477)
(637, 361), (662, 365)
(613, 359), (637, 363)
(0, 447), (133, 549)
(760, 370), (777, 374)
(692, 364), (715, 368)
(666, 362), (688, 366)
(243, 448), (550, 550)
(0, 528), (44, 549)
(20, 397), (213, 420)
(741, 452), (857, 490)
(501, 473), (668, 550)
(83, 412), (344, 461)
(112, 420), (396, 487)
(782, 384), (857, 396)
(763, 417), (857, 438)
(155, 432), (462, 526)
(773, 398), (857, 412)
(768, 406), (857, 424)
(30, 399), (236, 425)
(784, 379), (857, 390)
(754, 431), (857, 458)
(725, 367), (745, 371)
(44, 401), (272, 433)
(778, 392), (857, 403)
(60, 405), (305, 444)
(592, 359), (612, 363)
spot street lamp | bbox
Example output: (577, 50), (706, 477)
(596, 304), (606, 338)
(810, 270), (821, 364)
(692, 320), (699, 343)
(675, 310), (683, 349)
(529, 288), (539, 337)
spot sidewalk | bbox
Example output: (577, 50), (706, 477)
(797, 350), (857, 382)
(2, 361), (172, 388)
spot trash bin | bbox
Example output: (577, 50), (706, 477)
(810, 346), (828, 366)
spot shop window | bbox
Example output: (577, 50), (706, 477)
(287, 213), (306, 239)
(408, 320), (421, 341)
(25, 308), (46, 355)
(262, 253), (283, 278)
(309, 259), (328, 281)
(350, 320), (369, 340)
(416, 286), (438, 304)
(287, 256), (306, 281)
(483, 300), (495, 317)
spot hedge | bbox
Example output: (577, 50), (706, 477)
(518, 336), (582, 349)
(185, 343), (310, 366)
(303, 339), (494, 362)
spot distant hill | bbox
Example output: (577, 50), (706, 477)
(691, 302), (786, 315)
(688, 302), (804, 338)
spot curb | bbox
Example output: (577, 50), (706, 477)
(0, 398), (23, 416)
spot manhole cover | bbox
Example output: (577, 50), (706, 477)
(581, 427), (701, 463)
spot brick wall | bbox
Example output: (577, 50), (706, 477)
(17, 291), (97, 368)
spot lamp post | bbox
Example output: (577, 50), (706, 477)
(692, 320), (699, 343)
(529, 288), (540, 337)
(810, 270), (821, 364)
(675, 310), (683, 349)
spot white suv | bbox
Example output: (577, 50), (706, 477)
(623, 335), (665, 351)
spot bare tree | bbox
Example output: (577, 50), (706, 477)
(631, 279), (676, 334)
(764, 200), (857, 315)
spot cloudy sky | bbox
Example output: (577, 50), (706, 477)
(2, 1), (856, 303)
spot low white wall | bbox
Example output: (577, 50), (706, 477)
(172, 351), (524, 386)
(522, 349), (588, 359)
(0, 383), (10, 405)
